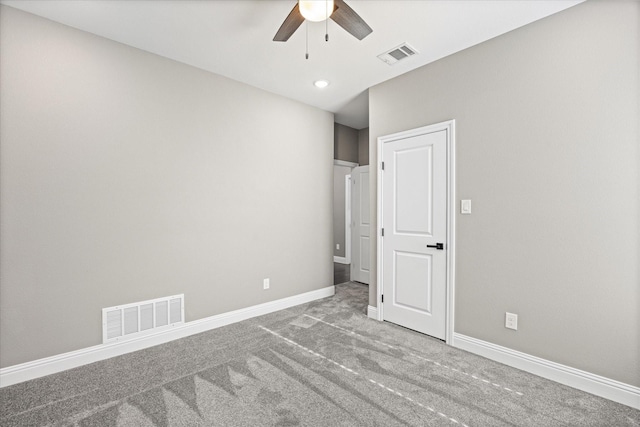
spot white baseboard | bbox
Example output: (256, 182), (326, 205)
(367, 305), (378, 320)
(333, 256), (349, 264)
(0, 285), (335, 388)
(452, 333), (640, 410)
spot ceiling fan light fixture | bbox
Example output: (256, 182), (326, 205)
(299, 0), (334, 22)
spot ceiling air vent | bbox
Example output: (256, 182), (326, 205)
(378, 43), (418, 65)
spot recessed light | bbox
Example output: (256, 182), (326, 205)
(314, 80), (329, 89)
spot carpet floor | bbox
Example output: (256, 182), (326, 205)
(1, 282), (638, 426)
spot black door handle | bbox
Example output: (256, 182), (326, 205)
(426, 243), (444, 250)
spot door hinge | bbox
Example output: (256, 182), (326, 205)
(381, 161), (385, 170)
(381, 228), (384, 237)
(381, 294), (384, 303)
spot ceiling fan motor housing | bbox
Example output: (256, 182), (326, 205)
(299, 0), (335, 22)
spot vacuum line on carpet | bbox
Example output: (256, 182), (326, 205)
(303, 314), (524, 397)
(258, 325), (471, 427)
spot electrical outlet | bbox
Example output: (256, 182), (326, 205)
(505, 312), (518, 330)
(263, 278), (270, 290)
(336, 243), (340, 250)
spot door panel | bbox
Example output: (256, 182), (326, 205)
(394, 251), (432, 313)
(395, 146), (433, 235)
(360, 236), (370, 271)
(351, 166), (370, 284)
(382, 130), (447, 339)
(360, 172), (370, 225)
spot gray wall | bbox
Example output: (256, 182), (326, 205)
(358, 128), (369, 166)
(334, 123), (359, 163)
(369, 1), (639, 387)
(0, 6), (334, 368)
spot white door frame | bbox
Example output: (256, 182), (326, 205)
(376, 120), (456, 345)
(344, 174), (352, 264)
(334, 160), (358, 264)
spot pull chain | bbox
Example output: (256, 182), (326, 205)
(325, 0), (329, 41)
(306, 1), (332, 58)
(325, 19), (328, 41)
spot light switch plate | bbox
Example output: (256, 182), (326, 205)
(461, 199), (472, 214)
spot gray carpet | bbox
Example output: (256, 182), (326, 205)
(1, 282), (638, 426)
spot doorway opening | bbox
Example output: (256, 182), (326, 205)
(333, 123), (370, 285)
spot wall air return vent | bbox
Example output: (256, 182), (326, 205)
(102, 294), (184, 343)
(378, 43), (418, 65)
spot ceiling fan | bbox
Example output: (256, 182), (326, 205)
(273, 0), (373, 42)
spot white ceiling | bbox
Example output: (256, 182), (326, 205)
(1, 0), (583, 129)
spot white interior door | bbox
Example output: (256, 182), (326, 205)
(381, 129), (447, 339)
(351, 165), (370, 284)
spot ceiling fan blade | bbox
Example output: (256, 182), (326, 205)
(331, 0), (372, 41)
(273, 3), (305, 42)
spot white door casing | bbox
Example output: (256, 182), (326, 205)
(333, 160), (357, 265)
(351, 165), (370, 284)
(377, 120), (455, 343)
(344, 174), (352, 265)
